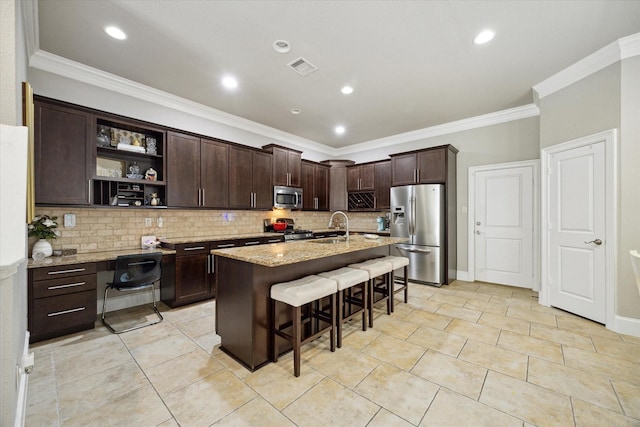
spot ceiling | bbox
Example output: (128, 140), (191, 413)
(35, 1), (640, 149)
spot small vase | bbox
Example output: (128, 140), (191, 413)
(32, 239), (53, 259)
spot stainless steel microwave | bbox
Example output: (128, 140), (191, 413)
(273, 186), (303, 210)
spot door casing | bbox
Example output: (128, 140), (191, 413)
(540, 129), (617, 328)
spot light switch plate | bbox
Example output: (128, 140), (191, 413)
(63, 213), (76, 228)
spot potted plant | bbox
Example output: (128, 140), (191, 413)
(28, 215), (59, 259)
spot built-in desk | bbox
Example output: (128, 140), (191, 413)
(27, 249), (176, 343)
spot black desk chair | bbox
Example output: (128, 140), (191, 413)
(101, 252), (164, 334)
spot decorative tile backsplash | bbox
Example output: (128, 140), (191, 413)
(31, 208), (385, 254)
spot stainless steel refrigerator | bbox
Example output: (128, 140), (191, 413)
(390, 184), (446, 286)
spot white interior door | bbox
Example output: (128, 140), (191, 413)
(548, 141), (606, 323)
(474, 166), (534, 288)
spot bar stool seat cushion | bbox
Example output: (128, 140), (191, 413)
(271, 275), (337, 307)
(319, 267), (369, 291)
(348, 259), (393, 278)
(380, 255), (410, 269)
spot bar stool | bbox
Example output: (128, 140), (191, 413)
(379, 256), (410, 312)
(318, 267), (370, 348)
(348, 259), (393, 328)
(271, 275), (338, 377)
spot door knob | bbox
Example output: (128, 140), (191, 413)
(476, 230), (481, 235)
(476, 221), (481, 226)
(584, 239), (603, 245)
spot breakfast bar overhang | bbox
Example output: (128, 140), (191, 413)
(212, 236), (408, 371)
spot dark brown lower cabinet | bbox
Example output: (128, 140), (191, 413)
(28, 263), (97, 343)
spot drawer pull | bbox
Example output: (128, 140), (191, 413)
(48, 306), (86, 317)
(47, 268), (86, 275)
(184, 246), (206, 251)
(48, 281), (86, 290)
(217, 244), (235, 248)
(267, 239), (282, 243)
(244, 241), (260, 246)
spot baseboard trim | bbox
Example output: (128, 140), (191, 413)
(612, 315), (640, 338)
(455, 271), (470, 282)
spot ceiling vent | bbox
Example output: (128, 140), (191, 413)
(287, 57), (318, 76)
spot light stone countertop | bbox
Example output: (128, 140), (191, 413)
(27, 248), (176, 269)
(211, 235), (408, 267)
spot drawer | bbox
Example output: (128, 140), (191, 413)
(31, 290), (97, 338)
(32, 273), (97, 299)
(174, 242), (210, 256)
(211, 240), (237, 250)
(236, 238), (263, 247)
(32, 262), (96, 281)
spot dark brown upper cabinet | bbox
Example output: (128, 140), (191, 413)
(263, 145), (302, 187)
(228, 146), (272, 209)
(374, 160), (391, 209)
(390, 145), (458, 186)
(167, 132), (229, 208)
(347, 163), (375, 191)
(301, 160), (330, 211)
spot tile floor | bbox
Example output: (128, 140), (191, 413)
(26, 281), (640, 427)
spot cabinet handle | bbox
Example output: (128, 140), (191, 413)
(266, 238), (282, 243)
(216, 243), (235, 248)
(416, 169), (420, 182)
(373, 196), (377, 209)
(210, 255), (215, 273)
(184, 246), (206, 251)
(47, 268), (86, 275)
(244, 241), (260, 246)
(48, 306), (85, 317)
(48, 281), (85, 290)
(202, 188), (205, 206)
(88, 180), (92, 203)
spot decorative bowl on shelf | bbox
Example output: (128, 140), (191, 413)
(126, 173), (144, 180)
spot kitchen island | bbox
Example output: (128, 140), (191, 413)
(212, 235), (407, 370)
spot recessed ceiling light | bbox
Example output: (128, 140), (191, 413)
(473, 29), (495, 45)
(221, 75), (238, 90)
(341, 86), (354, 95)
(104, 26), (127, 40)
(273, 40), (291, 53)
(290, 108), (302, 115)
(334, 125), (346, 135)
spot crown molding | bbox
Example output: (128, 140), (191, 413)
(20, 0), (38, 59)
(533, 32), (640, 100)
(334, 104), (540, 156)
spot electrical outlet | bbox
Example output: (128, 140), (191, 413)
(157, 217), (163, 227)
(145, 218), (152, 227)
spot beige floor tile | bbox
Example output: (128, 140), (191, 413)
(193, 331), (222, 354)
(475, 283), (515, 297)
(129, 332), (199, 369)
(243, 356), (324, 410)
(57, 358), (148, 419)
(408, 283), (437, 298)
(157, 419), (179, 427)
(506, 305), (557, 327)
(591, 334), (640, 363)
(556, 316), (622, 339)
(355, 364), (439, 425)
(489, 294), (533, 309)
(306, 346), (379, 388)
(454, 289), (492, 302)
(420, 388), (522, 427)
(478, 312), (530, 335)
(529, 322), (595, 351)
(480, 371), (574, 426)
(54, 337), (133, 386)
(341, 326), (383, 350)
(118, 319), (183, 349)
(563, 345), (640, 383)
(527, 357), (621, 413)
(212, 349), (252, 380)
(458, 340), (528, 380)
(411, 350), (487, 399)
(367, 408), (414, 427)
(160, 300), (216, 324)
(446, 280), (480, 291)
(463, 299), (508, 316)
(612, 380), (640, 419)
(435, 303), (482, 322)
(407, 295), (442, 312)
(164, 370), (257, 427)
(51, 330), (120, 361)
(362, 334), (425, 370)
(406, 325), (467, 357)
(26, 375), (58, 417)
(497, 330), (564, 363)
(445, 318), (501, 345)
(61, 384), (172, 427)
(620, 333), (640, 345)
(144, 348), (225, 396)
(389, 300), (415, 318)
(572, 398), (640, 427)
(212, 397), (296, 426)
(175, 313), (217, 339)
(401, 309), (453, 330)
(283, 377), (380, 427)
(369, 314), (419, 340)
(429, 292), (469, 307)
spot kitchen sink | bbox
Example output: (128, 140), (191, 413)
(309, 238), (348, 244)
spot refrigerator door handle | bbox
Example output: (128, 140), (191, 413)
(410, 195), (416, 236)
(396, 245), (432, 254)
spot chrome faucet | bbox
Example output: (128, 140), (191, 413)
(328, 211), (349, 240)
